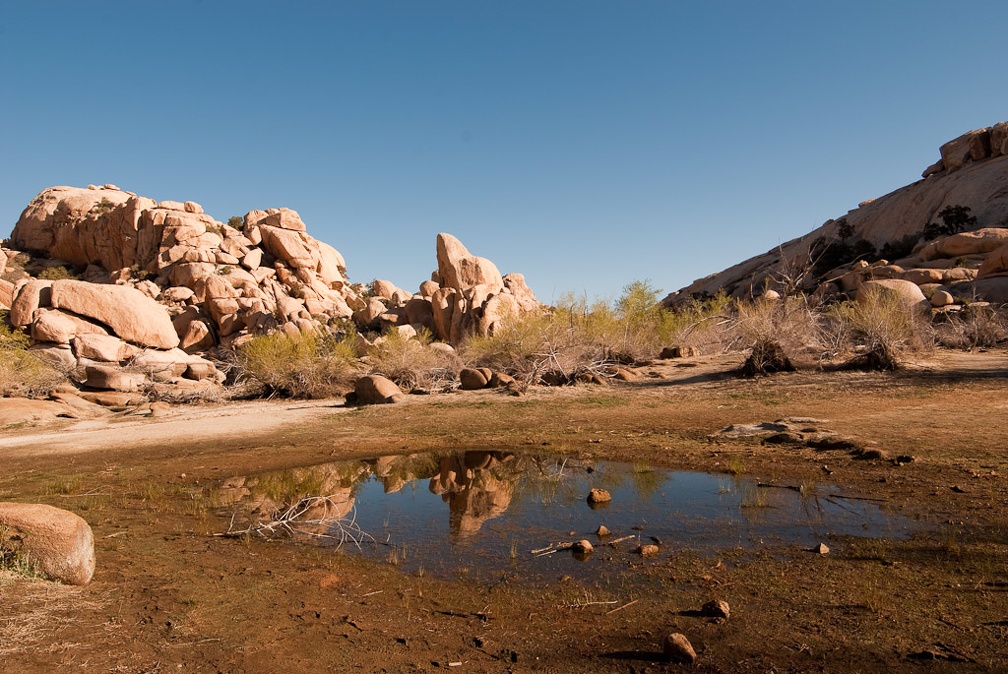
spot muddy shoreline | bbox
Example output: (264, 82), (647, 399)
(2, 351), (1007, 672)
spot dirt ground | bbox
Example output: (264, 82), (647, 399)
(1, 350), (1007, 673)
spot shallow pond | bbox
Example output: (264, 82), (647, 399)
(217, 451), (919, 581)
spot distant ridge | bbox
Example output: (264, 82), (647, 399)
(663, 121), (1008, 305)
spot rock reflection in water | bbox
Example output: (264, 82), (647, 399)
(217, 452), (918, 582)
(222, 451), (526, 538)
(428, 452), (516, 536)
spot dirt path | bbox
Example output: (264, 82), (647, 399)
(0, 398), (347, 458)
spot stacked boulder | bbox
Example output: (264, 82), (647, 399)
(832, 226), (1008, 308)
(2, 185), (540, 397)
(358, 233), (540, 346)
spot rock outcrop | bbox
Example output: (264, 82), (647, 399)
(3, 185), (541, 400)
(664, 122), (1008, 307)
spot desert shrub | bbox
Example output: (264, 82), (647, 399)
(364, 329), (462, 392)
(36, 266), (76, 281)
(740, 338), (795, 377)
(227, 216), (244, 229)
(825, 286), (930, 370)
(879, 233), (920, 261)
(233, 331), (357, 398)
(0, 318), (64, 397)
(923, 205), (977, 240)
(462, 282), (735, 385)
(729, 294), (825, 364)
(654, 291), (731, 353)
(933, 304), (1008, 349)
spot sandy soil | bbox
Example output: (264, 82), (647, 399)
(1, 350), (1007, 673)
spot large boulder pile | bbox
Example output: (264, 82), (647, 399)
(2, 185), (540, 398)
(664, 121), (1008, 306)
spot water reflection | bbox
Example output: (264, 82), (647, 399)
(216, 452), (919, 581)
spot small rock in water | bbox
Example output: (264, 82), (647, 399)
(596, 525), (610, 537)
(572, 539), (594, 555)
(663, 632), (697, 664)
(636, 544), (660, 557)
(814, 543), (830, 555)
(587, 488), (612, 505)
(701, 599), (731, 620)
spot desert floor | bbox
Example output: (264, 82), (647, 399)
(1, 350), (1006, 673)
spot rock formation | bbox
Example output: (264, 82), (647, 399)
(664, 121), (1008, 308)
(2, 185), (540, 399)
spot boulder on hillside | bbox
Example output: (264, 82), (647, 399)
(664, 121), (1008, 305)
(857, 279), (930, 312)
(0, 502), (96, 585)
(49, 280), (180, 350)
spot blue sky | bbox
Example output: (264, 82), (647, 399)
(2, 1), (1007, 303)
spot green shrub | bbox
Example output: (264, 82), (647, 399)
(37, 266), (76, 281)
(233, 331), (357, 398)
(923, 205), (977, 240)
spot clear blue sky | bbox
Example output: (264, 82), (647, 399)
(2, 1), (1007, 303)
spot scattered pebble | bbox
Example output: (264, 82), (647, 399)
(814, 543), (830, 555)
(663, 632), (697, 664)
(572, 539), (593, 555)
(596, 525), (610, 537)
(587, 488), (612, 505)
(636, 544), (660, 557)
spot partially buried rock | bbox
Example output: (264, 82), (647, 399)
(572, 539), (593, 555)
(353, 375), (403, 405)
(636, 544), (660, 557)
(587, 488), (612, 507)
(663, 632), (697, 664)
(701, 599), (731, 620)
(0, 502), (95, 585)
(814, 543), (830, 555)
(596, 525), (610, 537)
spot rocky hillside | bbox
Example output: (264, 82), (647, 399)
(1, 185), (538, 397)
(664, 121), (1008, 307)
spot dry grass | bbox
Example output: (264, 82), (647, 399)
(363, 329), (462, 392)
(231, 330), (358, 398)
(827, 286), (931, 369)
(0, 318), (65, 397)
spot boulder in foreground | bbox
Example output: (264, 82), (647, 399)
(0, 502), (96, 585)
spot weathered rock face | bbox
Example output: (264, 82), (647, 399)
(49, 280), (180, 349)
(436, 233), (504, 292)
(5, 187), (541, 400)
(665, 122), (1008, 305)
(0, 502), (96, 585)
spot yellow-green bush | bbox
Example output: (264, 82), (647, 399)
(234, 330), (357, 398)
